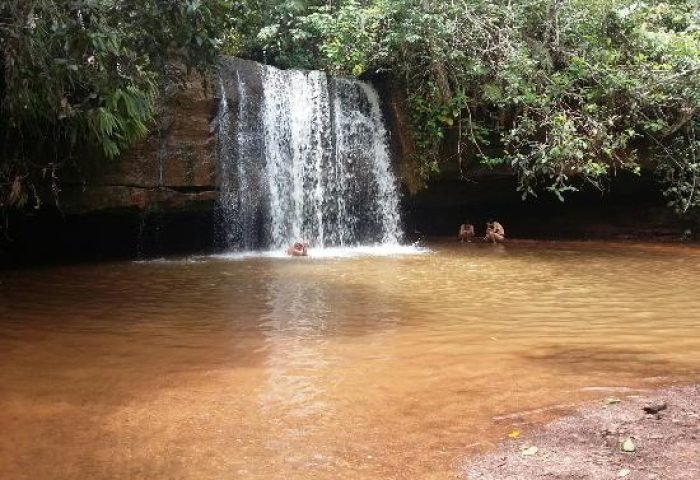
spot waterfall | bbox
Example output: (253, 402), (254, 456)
(217, 60), (402, 250)
(216, 79), (238, 248)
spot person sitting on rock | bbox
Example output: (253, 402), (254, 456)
(484, 220), (505, 243)
(286, 241), (308, 257)
(484, 221), (493, 240)
(458, 221), (475, 243)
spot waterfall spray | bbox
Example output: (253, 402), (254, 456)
(217, 61), (402, 250)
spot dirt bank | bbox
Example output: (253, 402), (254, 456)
(463, 384), (700, 480)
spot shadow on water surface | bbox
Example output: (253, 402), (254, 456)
(521, 343), (694, 378)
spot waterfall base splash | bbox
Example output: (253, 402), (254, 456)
(211, 244), (428, 261)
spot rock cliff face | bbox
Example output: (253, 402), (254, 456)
(60, 69), (220, 214)
(2, 67), (229, 265)
(403, 171), (684, 241)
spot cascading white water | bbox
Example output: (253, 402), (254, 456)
(334, 79), (402, 245)
(216, 79), (238, 248)
(217, 61), (402, 250)
(262, 68), (334, 247)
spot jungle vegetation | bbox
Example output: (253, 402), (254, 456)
(1, 0), (699, 213)
(231, 0), (699, 211)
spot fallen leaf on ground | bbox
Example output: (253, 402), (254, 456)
(508, 430), (521, 439)
(621, 438), (636, 453)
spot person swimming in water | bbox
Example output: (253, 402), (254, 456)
(286, 241), (308, 256)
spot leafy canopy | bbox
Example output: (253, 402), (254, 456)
(3, 0), (698, 214)
(234, 0), (700, 211)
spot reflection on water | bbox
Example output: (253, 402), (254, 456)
(261, 274), (336, 469)
(1, 241), (700, 480)
(258, 264), (403, 474)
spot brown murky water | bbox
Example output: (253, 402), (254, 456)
(1, 241), (699, 480)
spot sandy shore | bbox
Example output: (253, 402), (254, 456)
(463, 384), (700, 480)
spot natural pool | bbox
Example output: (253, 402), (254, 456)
(1, 241), (699, 479)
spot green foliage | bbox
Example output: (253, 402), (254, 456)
(1, 0), (233, 208)
(234, 0), (700, 210)
(657, 119), (700, 213)
(4, 0), (697, 214)
(223, 0), (328, 68)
